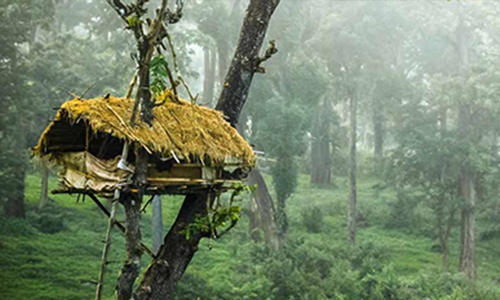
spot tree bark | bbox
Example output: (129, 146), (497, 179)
(348, 91), (357, 246)
(458, 103), (476, 280)
(202, 47), (216, 107)
(217, 41), (230, 87)
(216, 0), (282, 127)
(133, 1), (281, 298)
(246, 169), (278, 249)
(372, 96), (385, 173)
(4, 160), (26, 219)
(151, 195), (164, 255)
(455, 8), (476, 280)
(134, 192), (211, 299)
(311, 97), (332, 186)
(117, 193), (143, 300)
(38, 163), (49, 211)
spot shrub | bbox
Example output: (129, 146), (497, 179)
(301, 206), (324, 233)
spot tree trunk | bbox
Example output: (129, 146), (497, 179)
(38, 163), (49, 211)
(456, 8), (475, 280)
(202, 47), (216, 107)
(311, 97), (332, 186)
(216, 0), (282, 127)
(4, 160), (26, 219)
(348, 91), (357, 245)
(458, 103), (476, 280)
(372, 96), (384, 173)
(246, 169), (278, 249)
(117, 192), (143, 300)
(217, 41), (230, 87)
(133, 1), (281, 298)
(151, 195), (163, 255)
(134, 192), (211, 300)
(117, 29), (153, 297)
(275, 193), (287, 247)
(458, 166), (476, 279)
(248, 197), (261, 242)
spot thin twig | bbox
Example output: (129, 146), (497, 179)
(164, 25), (197, 103)
(125, 71), (138, 98)
(80, 81), (97, 99)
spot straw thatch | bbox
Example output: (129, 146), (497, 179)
(34, 92), (255, 166)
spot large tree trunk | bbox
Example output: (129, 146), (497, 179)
(348, 90), (357, 245)
(246, 169), (278, 249)
(133, 1), (281, 298)
(134, 192), (210, 299)
(311, 97), (332, 186)
(216, 0), (281, 127)
(117, 27), (154, 298)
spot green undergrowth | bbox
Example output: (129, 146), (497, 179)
(1, 173), (500, 299)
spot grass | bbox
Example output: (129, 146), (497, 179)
(1, 172), (500, 299)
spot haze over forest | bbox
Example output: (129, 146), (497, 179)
(3, 1), (500, 299)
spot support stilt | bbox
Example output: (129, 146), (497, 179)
(95, 200), (118, 300)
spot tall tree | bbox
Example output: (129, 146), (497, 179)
(311, 96), (334, 186)
(0, 0), (55, 218)
(347, 84), (357, 245)
(131, 1), (281, 299)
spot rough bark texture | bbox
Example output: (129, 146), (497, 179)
(133, 0), (281, 298)
(151, 195), (164, 255)
(311, 98), (332, 186)
(216, 0), (282, 127)
(134, 192), (210, 300)
(117, 193), (143, 300)
(348, 92), (357, 245)
(246, 169), (278, 249)
(116, 20), (156, 296)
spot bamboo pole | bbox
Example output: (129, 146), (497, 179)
(95, 200), (118, 300)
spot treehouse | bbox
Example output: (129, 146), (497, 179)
(33, 92), (255, 198)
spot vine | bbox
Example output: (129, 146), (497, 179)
(184, 183), (256, 243)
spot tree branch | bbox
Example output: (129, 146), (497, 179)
(255, 40), (278, 73)
(106, 0), (131, 22)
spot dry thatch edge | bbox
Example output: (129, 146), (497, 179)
(33, 94), (256, 167)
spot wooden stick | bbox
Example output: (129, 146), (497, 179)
(164, 27), (197, 103)
(52, 190), (155, 258)
(125, 71), (138, 99)
(95, 200), (117, 300)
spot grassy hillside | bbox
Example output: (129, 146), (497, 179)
(1, 173), (500, 299)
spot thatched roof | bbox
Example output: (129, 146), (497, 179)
(34, 93), (255, 166)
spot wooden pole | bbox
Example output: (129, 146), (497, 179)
(95, 200), (118, 300)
